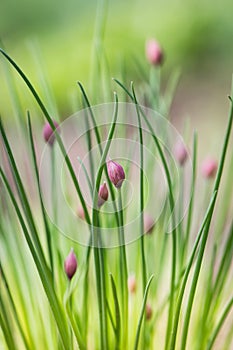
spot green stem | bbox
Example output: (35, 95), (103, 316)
(133, 275), (154, 350)
(0, 48), (91, 226)
(169, 191), (217, 350)
(180, 96), (233, 350)
(0, 168), (70, 350)
(27, 112), (54, 280)
(181, 133), (197, 268)
(113, 79), (177, 350)
(91, 93), (118, 349)
(118, 188), (128, 348)
(132, 83), (147, 292)
(206, 296), (233, 350)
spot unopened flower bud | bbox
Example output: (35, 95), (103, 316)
(146, 39), (164, 66)
(98, 182), (109, 207)
(43, 120), (60, 146)
(174, 142), (188, 166)
(64, 249), (77, 280)
(128, 274), (136, 294)
(77, 206), (85, 220)
(144, 213), (155, 234)
(146, 303), (153, 320)
(107, 160), (125, 189)
(201, 158), (218, 179)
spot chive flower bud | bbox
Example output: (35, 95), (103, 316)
(43, 120), (60, 146)
(128, 274), (136, 294)
(107, 160), (125, 188)
(64, 249), (77, 280)
(201, 158), (218, 179)
(77, 206), (85, 220)
(146, 303), (153, 320)
(146, 39), (164, 66)
(98, 182), (109, 208)
(144, 213), (155, 235)
(174, 142), (188, 166)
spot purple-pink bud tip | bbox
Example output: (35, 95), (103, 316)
(43, 120), (60, 146)
(107, 160), (125, 189)
(64, 249), (77, 280)
(201, 158), (218, 179)
(174, 142), (188, 166)
(128, 275), (137, 294)
(98, 182), (109, 208)
(144, 213), (155, 234)
(146, 39), (164, 66)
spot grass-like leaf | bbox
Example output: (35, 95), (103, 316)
(133, 274), (154, 350)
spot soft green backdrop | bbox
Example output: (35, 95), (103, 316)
(0, 0), (233, 147)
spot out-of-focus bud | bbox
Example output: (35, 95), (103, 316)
(77, 206), (85, 220)
(144, 213), (155, 235)
(201, 158), (218, 179)
(146, 39), (164, 66)
(98, 182), (109, 208)
(174, 142), (188, 166)
(64, 249), (77, 280)
(128, 274), (137, 294)
(107, 160), (125, 189)
(146, 303), (153, 320)
(43, 120), (60, 146)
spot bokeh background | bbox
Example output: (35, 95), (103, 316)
(0, 0), (233, 151)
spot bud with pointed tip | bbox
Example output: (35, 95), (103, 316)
(77, 206), (85, 220)
(146, 39), (164, 66)
(201, 158), (218, 179)
(128, 274), (136, 294)
(98, 182), (109, 207)
(107, 160), (125, 189)
(43, 120), (60, 146)
(174, 142), (188, 166)
(144, 213), (155, 235)
(146, 303), (153, 320)
(64, 249), (77, 280)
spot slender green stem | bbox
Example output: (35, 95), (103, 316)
(180, 96), (233, 350)
(0, 300), (17, 350)
(0, 263), (31, 350)
(169, 191), (217, 350)
(0, 167), (70, 350)
(113, 79), (177, 350)
(133, 275), (154, 350)
(77, 82), (119, 226)
(0, 48), (91, 225)
(132, 83), (147, 292)
(131, 83), (147, 347)
(0, 119), (49, 272)
(181, 133), (197, 268)
(91, 93), (118, 349)
(117, 188), (128, 348)
(27, 112), (54, 280)
(206, 296), (233, 350)
(110, 273), (121, 350)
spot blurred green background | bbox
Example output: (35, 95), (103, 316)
(0, 0), (233, 149)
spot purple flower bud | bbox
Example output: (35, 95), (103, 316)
(64, 249), (77, 280)
(144, 213), (155, 235)
(146, 39), (164, 66)
(107, 160), (125, 189)
(146, 303), (153, 320)
(43, 120), (60, 146)
(98, 182), (109, 208)
(201, 158), (218, 179)
(128, 274), (136, 294)
(174, 142), (188, 166)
